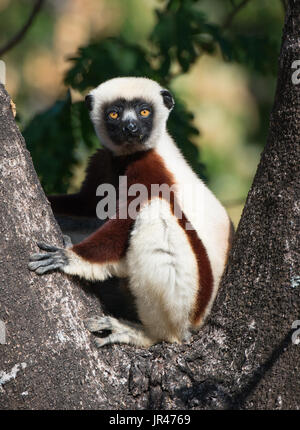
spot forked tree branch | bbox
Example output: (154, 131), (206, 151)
(0, 0), (44, 57)
(222, 0), (251, 30)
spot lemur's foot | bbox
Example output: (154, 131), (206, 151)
(84, 316), (155, 348)
(84, 316), (128, 348)
(94, 333), (131, 348)
(84, 316), (123, 333)
(28, 235), (72, 275)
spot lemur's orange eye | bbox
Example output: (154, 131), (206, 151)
(140, 109), (150, 117)
(109, 111), (119, 119)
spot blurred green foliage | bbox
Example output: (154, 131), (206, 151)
(0, 0), (55, 110)
(20, 0), (283, 194)
(24, 92), (97, 193)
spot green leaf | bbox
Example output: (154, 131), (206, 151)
(24, 93), (79, 194)
(65, 38), (157, 92)
(168, 97), (206, 180)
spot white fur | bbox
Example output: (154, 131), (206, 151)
(63, 250), (128, 281)
(155, 133), (232, 324)
(127, 198), (198, 343)
(122, 109), (137, 121)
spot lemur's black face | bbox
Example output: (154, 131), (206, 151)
(102, 98), (154, 146)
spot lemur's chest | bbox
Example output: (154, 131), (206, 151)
(118, 148), (201, 229)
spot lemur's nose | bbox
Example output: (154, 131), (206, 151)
(124, 121), (138, 134)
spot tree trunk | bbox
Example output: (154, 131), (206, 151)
(0, 0), (299, 410)
(210, 0), (300, 409)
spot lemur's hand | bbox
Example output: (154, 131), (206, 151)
(28, 235), (72, 275)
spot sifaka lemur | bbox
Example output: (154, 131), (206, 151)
(29, 77), (233, 348)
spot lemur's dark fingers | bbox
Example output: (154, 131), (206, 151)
(28, 258), (55, 270)
(35, 263), (65, 275)
(28, 256), (66, 274)
(29, 252), (53, 261)
(29, 244), (69, 275)
(28, 253), (65, 269)
(37, 242), (60, 252)
(63, 235), (73, 248)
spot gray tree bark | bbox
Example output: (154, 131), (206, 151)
(0, 0), (299, 410)
(210, 0), (300, 409)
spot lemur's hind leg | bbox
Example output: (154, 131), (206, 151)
(84, 316), (155, 348)
(126, 198), (199, 344)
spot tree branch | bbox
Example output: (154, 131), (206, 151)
(222, 0), (251, 30)
(0, 0), (44, 57)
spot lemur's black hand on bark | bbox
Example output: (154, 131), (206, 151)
(28, 235), (72, 275)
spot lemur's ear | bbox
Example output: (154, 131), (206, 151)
(85, 94), (94, 111)
(160, 90), (175, 111)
